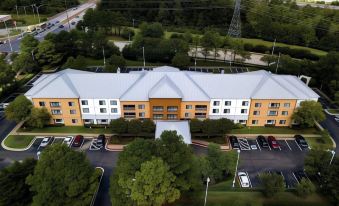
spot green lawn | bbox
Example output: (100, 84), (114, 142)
(18, 126), (109, 134)
(193, 136), (227, 144)
(13, 14), (49, 26)
(230, 127), (319, 134)
(3, 135), (35, 149)
(305, 134), (334, 150)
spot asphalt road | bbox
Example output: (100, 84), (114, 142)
(0, 2), (96, 53)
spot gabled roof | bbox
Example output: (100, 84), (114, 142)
(149, 75), (183, 98)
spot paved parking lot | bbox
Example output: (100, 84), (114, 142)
(235, 137), (308, 188)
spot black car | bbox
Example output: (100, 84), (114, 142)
(257, 135), (269, 148)
(229, 136), (240, 149)
(295, 135), (308, 148)
(59, 25), (64, 28)
(97, 134), (106, 147)
(71, 21), (76, 25)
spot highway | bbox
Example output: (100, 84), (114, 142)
(0, 2), (96, 53)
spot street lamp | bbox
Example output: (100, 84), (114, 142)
(327, 150), (336, 165)
(142, 46), (146, 69)
(232, 149), (241, 188)
(204, 177), (210, 206)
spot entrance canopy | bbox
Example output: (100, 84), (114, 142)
(155, 121), (192, 144)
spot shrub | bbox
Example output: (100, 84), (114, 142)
(296, 179), (316, 198)
(121, 28), (135, 40)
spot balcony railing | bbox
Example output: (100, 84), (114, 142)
(123, 106), (135, 111)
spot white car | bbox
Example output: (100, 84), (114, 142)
(63, 136), (73, 147)
(40, 137), (52, 147)
(238, 172), (250, 188)
(250, 144), (258, 150)
(334, 117), (339, 122)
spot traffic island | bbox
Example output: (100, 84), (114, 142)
(1, 135), (36, 151)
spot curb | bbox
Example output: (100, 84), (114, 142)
(90, 167), (104, 206)
(1, 135), (37, 152)
(105, 141), (125, 152)
(324, 109), (339, 116)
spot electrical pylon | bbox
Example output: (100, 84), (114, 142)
(227, 0), (241, 38)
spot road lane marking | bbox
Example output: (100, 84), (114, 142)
(292, 172), (299, 183)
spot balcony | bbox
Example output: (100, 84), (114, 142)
(167, 106), (178, 112)
(195, 113), (206, 118)
(123, 105), (135, 111)
(195, 105), (207, 111)
(124, 112), (136, 118)
(153, 106), (164, 112)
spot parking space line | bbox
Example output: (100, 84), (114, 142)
(294, 140), (303, 151)
(285, 140), (292, 151)
(255, 139), (261, 151)
(246, 172), (252, 188)
(292, 172), (299, 184)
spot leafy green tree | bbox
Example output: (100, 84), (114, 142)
(296, 179), (316, 198)
(141, 119), (156, 133)
(26, 144), (100, 206)
(316, 52), (339, 90)
(12, 52), (38, 73)
(258, 172), (285, 197)
(128, 119), (143, 135)
(5, 95), (32, 123)
(64, 55), (87, 69)
(292, 100), (325, 128)
(206, 143), (229, 183)
(27, 107), (51, 128)
(201, 30), (221, 60)
(105, 55), (126, 72)
(217, 118), (234, 134)
(320, 158), (339, 205)
(190, 118), (202, 133)
(130, 157), (180, 206)
(202, 119), (219, 137)
(0, 58), (15, 89)
(20, 34), (39, 53)
(0, 158), (37, 206)
(139, 22), (164, 38)
(171, 53), (190, 69)
(305, 148), (331, 176)
(35, 40), (63, 66)
(110, 118), (128, 134)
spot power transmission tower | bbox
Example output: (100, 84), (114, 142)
(227, 0), (241, 38)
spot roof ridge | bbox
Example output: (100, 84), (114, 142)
(270, 74), (299, 98)
(148, 75), (184, 98)
(184, 73), (211, 99)
(249, 72), (270, 98)
(62, 74), (80, 97)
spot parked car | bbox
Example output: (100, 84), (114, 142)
(97, 134), (105, 147)
(0, 41), (4, 45)
(267, 136), (279, 149)
(72, 135), (84, 147)
(257, 135), (269, 148)
(63, 136), (73, 147)
(71, 21), (76, 25)
(238, 172), (250, 188)
(55, 20), (60, 24)
(335, 117), (339, 123)
(229, 136), (240, 149)
(295, 135), (308, 148)
(40, 137), (53, 147)
(59, 25), (64, 28)
(250, 144), (258, 150)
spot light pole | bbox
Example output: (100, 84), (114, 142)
(328, 150), (336, 165)
(232, 149), (241, 188)
(2, 20), (13, 52)
(64, 0), (71, 31)
(34, 5), (44, 24)
(204, 177), (210, 206)
(102, 46), (106, 67)
(142, 46), (145, 69)
(275, 52), (281, 74)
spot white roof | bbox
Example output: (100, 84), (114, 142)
(25, 67), (319, 100)
(155, 121), (192, 144)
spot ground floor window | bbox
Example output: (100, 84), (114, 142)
(251, 120), (258, 125)
(71, 119), (78, 124)
(279, 120), (286, 125)
(266, 120), (276, 125)
(97, 119), (108, 124)
(54, 119), (64, 124)
(238, 120), (247, 124)
(84, 119), (94, 124)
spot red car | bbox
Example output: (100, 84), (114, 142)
(268, 136), (279, 149)
(72, 135), (84, 147)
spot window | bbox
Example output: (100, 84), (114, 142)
(139, 112), (145, 117)
(239, 120), (247, 124)
(71, 119), (78, 124)
(110, 100), (117, 106)
(268, 110), (278, 116)
(100, 108), (107, 113)
(255, 103), (262, 108)
(81, 100), (88, 105)
(185, 113), (190, 118)
(252, 120), (258, 125)
(224, 109), (230, 114)
(50, 102), (60, 107)
(153, 106), (164, 112)
(225, 101), (231, 106)
(212, 109), (219, 114)
(98, 119), (108, 124)
(186, 105), (193, 109)
(54, 119), (64, 124)
(99, 100), (106, 105)
(167, 106), (178, 112)
(241, 109), (248, 114)
(269, 103), (280, 108)
(213, 101), (220, 106)
(167, 114), (177, 119)
(279, 120), (286, 125)
(266, 120), (276, 125)
(111, 108), (118, 113)
(138, 104), (145, 109)
(84, 119), (94, 124)
(242, 101), (249, 106)
(68, 102), (75, 107)
(253, 111), (260, 115)
(51, 109), (62, 115)
(284, 103), (290, 108)
(82, 108), (89, 113)
(282, 111), (288, 116)
(39, 101), (45, 107)
(195, 105), (207, 111)
(70, 109), (76, 114)
(153, 114), (163, 120)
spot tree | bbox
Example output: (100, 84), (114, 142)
(304, 148), (331, 176)
(141, 119), (156, 133)
(129, 157), (180, 206)
(258, 172), (285, 197)
(27, 107), (51, 128)
(190, 118), (202, 133)
(110, 118), (128, 134)
(296, 179), (316, 198)
(64, 55), (87, 69)
(128, 119), (143, 135)
(20, 34), (39, 53)
(171, 53), (190, 69)
(12, 52), (38, 74)
(105, 55), (126, 72)
(5, 95), (32, 123)
(217, 118), (234, 134)
(202, 119), (219, 137)
(0, 59), (15, 89)
(26, 144), (100, 206)
(206, 143), (229, 183)
(0, 158), (37, 206)
(34, 40), (63, 66)
(139, 22), (164, 38)
(292, 100), (325, 128)
(201, 30), (222, 60)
